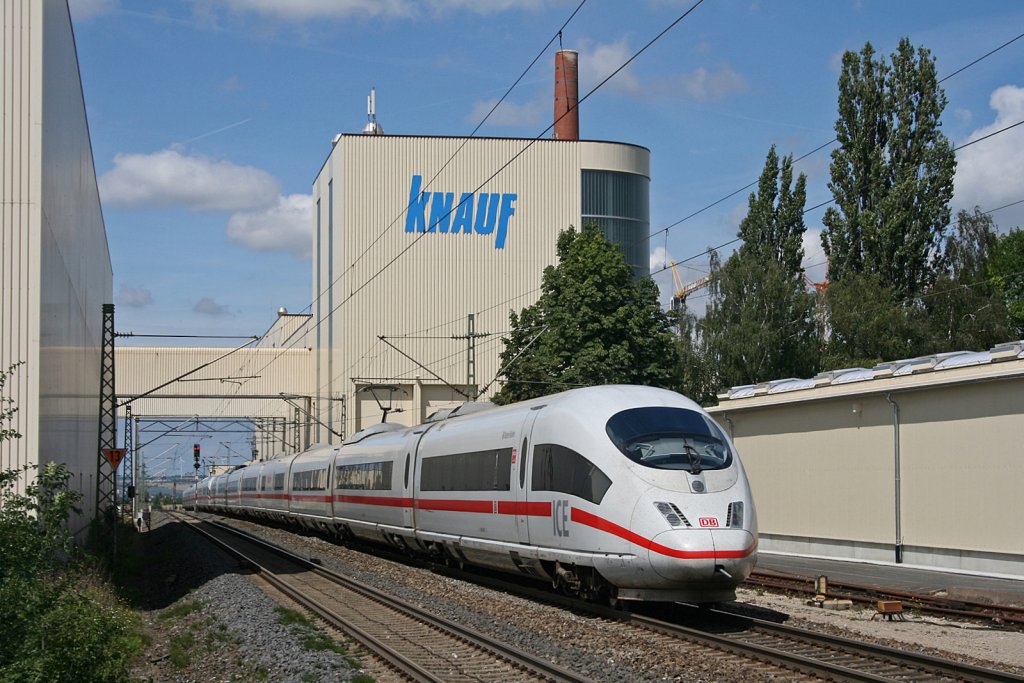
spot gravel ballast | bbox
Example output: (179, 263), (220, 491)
(127, 513), (366, 683)
(132, 510), (1024, 682)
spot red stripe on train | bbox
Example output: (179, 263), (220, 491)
(334, 495), (414, 507)
(571, 508), (757, 560)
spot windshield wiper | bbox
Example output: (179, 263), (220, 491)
(682, 444), (702, 475)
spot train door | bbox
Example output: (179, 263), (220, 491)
(403, 427), (432, 529)
(514, 410), (540, 544)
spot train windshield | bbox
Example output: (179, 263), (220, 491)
(605, 407), (732, 473)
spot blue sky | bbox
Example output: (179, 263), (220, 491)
(70, 0), (1024, 342)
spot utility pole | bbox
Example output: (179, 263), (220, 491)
(451, 314), (489, 399)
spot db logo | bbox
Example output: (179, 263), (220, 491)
(699, 517), (719, 528)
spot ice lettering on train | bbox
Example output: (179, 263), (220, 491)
(553, 499), (570, 537)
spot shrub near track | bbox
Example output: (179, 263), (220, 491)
(0, 459), (145, 683)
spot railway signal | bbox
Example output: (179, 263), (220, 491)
(193, 443), (201, 470)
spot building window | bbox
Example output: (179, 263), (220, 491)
(581, 170), (650, 278)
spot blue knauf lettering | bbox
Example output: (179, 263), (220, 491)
(429, 192), (454, 233)
(404, 176), (518, 249)
(474, 193), (500, 235)
(450, 193), (474, 234)
(405, 175), (429, 233)
(496, 193), (517, 249)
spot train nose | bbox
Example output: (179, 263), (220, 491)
(647, 528), (757, 582)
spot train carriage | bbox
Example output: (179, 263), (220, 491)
(287, 444), (336, 529)
(333, 424), (418, 545)
(192, 385), (757, 604)
(254, 453), (296, 521)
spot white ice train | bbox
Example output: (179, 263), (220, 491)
(184, 385), (757, 603)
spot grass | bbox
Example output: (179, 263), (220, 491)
(158, 600), (203, 620)
(274, 606), (367, 670)
(167, 631), (197, 669)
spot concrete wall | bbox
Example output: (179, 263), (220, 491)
(1, 0), (112, 529)
(709, 352), (1024, 577)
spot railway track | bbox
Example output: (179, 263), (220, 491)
(645, 603), (1024, 683)
(189, 511), (1024, 682)
(746, 570), (1024, 628)
(433, 559), (1024, 682)
(173, 512), (591, 683)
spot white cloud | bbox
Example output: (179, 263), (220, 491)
(666, 65), (746, 102)
(116, 285), (153, 308)
(99, 148), (280, 211)
(579, 37), (746, 102)
(954, 85), (1024, 229)
(210, 0), (544, 21)
(227, 193), (314, 259)
(466, 97), (545, 127)
(801, 227), (828, 283)
(194, 297), (232, 316)
(650, 245), (672, 273)
(68, 0), (118, 22)
(580, 38), (642, 96)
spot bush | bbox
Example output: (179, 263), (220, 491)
(0, 461), (144, 682)
(1, 569), (144, 683)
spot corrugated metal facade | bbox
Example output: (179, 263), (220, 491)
(1, 0), (112, 528)
(708, 346), (1024, 577)
(312, 135), (650, 438)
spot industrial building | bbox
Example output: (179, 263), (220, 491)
(1, 0), (112, 533)
(311, 51), (651, 440)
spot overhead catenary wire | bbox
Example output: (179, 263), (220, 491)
(223, 15), (1020, 424)
(358, 30), (1024, 394)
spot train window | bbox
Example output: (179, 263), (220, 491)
(519, 438), (528, 489)
(335, 461), (394, 490)
(531, 444), (611, 505)
(292, 468), (328, 491)
(605, 407), (733, 472)
(241, 476), (258, 492)
(404, 453), (410, 488)
(420, 448), (513, 492)
(273, 472), (285, 491)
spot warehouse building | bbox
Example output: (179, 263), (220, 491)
(708, 343), (1024, 578)
(1, 0), (112, 532)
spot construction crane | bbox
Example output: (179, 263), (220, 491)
(669, 261), (713, 310)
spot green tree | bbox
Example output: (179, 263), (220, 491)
(822, 38), (956, 299)
(704, 255), (818, 389)
(493, 225), (678, 403)
(670, 304), (717, 406)
(822, 271), (929, 369)
(990, 228), (1024, 338)
(925, 208), (1009, 351)
(739, 145), (807, 276)
(699, 148), (818, 390)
